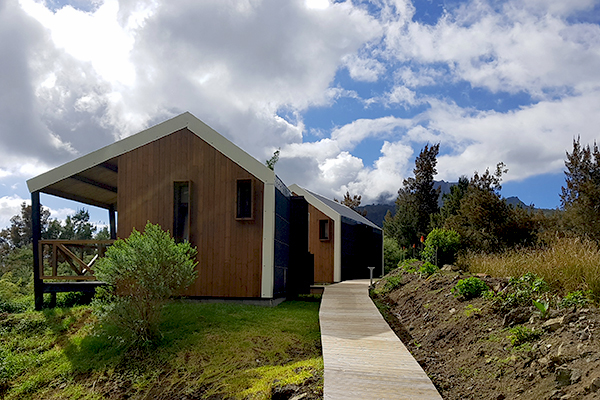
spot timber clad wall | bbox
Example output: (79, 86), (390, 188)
(117, 128), (264, 298)
(308, 204), (334, 283)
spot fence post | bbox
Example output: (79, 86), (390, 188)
(32, 191), (43, 311)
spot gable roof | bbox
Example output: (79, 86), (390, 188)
(288, 184), (381, 230)
(26, 112), (275, 209)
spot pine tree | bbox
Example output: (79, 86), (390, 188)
(384, 143), (440, 247)
(335, 191), (367, 217)
(444, 163), (537, 252)
(560, 137), (600, 242)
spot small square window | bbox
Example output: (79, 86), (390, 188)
(236, 179), (253, 219)
(319, 219), (330, 241)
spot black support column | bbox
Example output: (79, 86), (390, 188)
(109, 204), (116, 240)
(32, 191), (43, 310)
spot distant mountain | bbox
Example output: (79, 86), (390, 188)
(505, 196), (533, 210)
(434, 180), (454, 207)
(358, 203), (395, 228)
(357, 181), (535, 228)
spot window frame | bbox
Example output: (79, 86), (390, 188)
(236, 178), (254, 220)
(319, 219), (330, 241)
(173, 181), (192, 243)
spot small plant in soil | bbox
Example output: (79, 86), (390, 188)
(559, 290), (591, 308)
(419, 262), (439, 277)
(374, 275), (403, 296)
(399, 258), (421, 273)
(487, 272), (550, 311)
(507, 325), (541, 347)
(463, 304), (482, 317)
(452, 276), (489, 300)
(532, 299), (550, 319)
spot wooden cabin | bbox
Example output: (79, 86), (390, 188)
(27, 112), (306, 309)
(289, 185), (383, 283)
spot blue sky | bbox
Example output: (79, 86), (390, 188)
(1, 0), (599, 228)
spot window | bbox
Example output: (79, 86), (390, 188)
(319, 219), (330, 241)
(236, 179), (253, 219)
(174, 181), (190, 243)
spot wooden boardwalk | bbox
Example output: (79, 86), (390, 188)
(320, 280), (443, 399)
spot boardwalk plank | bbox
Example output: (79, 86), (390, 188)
(320, 280), (443, 400)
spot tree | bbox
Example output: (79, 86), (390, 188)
(384, 143), (440, 247)
(383, 236), (403, 274)
(384, 188), (419, 248)
(440, 176), (470, 219)
(1, 203), (51, 249)
(560, 137), (600, 242)
(335, 191), (367, 217)
(444, 163), (537, 252)
(59, 209), (96, 240)
(431, 176), (469, 229)
(265, 149), (280, 171)
(95, 226), (111, 240)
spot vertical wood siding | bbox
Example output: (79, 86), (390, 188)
(308, 204), (334, 283)
(117, 128), (264, 297)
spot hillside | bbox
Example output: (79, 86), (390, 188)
(372, 269), (600, 400)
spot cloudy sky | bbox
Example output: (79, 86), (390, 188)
(1, 0), (599, 227)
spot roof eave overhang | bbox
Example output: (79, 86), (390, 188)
(27, 112), (275, 197)
(288, 184), (339, 221)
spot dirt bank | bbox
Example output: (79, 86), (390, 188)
(372, 270), (600, 400)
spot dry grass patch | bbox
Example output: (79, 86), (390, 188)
(463, 236), (600, 300)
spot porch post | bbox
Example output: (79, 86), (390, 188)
(109, 204), (116, 240)
(32, 191), (43, 310)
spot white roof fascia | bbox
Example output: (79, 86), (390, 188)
(288, 184), (339, 221)
(289, 184), (342, 282)
(28, 112), (274, 193)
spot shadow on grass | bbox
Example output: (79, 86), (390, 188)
(59, 298), (322, 378)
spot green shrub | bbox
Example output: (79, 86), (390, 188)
(0, 275), (20, 301)
(93, 222), (198, 347)
(452, 276), (489, 300)
(55, 292), (94, 308)
(419, 261), (439, 277)
(383, 236), (402, 274)
(422, 228), (461, 266)
(0, 298), (28, 313)
(507, 325), (541, 347)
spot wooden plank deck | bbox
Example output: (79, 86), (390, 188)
(320, 280), (443, 399)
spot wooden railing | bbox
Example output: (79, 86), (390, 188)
(38, 240), (115, 280)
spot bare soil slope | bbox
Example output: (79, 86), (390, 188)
(372, 270), (600, 400)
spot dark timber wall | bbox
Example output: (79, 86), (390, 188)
(273, 177), (291, 297)
(288, 196), (313, 295)
(116, 128), (265, 298)
(341, 218), (383, 280)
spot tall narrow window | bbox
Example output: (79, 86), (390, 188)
(319, 219), (330, 241)
(174, 181), (190, 243)
(236, 179), (253, 219)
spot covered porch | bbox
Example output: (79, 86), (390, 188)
(29, 157), (119, 310)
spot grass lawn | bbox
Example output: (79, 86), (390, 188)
(0, 298), (322, 400)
